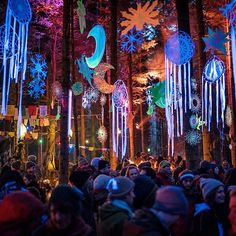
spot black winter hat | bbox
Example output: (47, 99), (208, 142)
(133, 175), (157, 209)
(98, 160), (110, 171)
(69, 170), (90, 189)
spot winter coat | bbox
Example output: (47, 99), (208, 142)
(193, 203), (225, 236)
(33, 218), (91, 236)
(97, 201), (131, 236)
(123, 208), (170, 236)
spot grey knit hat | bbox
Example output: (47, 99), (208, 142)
(108, 176), (134, 198)
(154, 186), (188, 215)
(93, 174), (111, 190)
(200, 178), (224, 200)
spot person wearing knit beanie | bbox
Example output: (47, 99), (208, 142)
(133, 175), (157, 209)
(91, 157), (101, 171)
(93, 174), (111, 191)
(0, 191), (45, 235)
(178, 169), (194, 190)
(98, 177), (135, 236)
(200, 178), (224, 201)
(153, 186), (188, 216)
(159, 160), (171, 170)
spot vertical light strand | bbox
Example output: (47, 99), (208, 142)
(67, 90), (72, 137)
(231, 26), (236, 102)
(184, 63), (187, 112)
(188, 61), (191, 109)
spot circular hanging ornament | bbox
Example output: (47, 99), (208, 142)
(203, 55), (225, 83)
(72, 82), (83, 96)
(164, 31), (195, 65)
(189, 114), (198, 129)
(97, 125), (108, 144)
(9, 0), (32, 23)
(191, 93), (201, 113)
(112, 80), (128, 108)
(185, 130), (201, 146)
(0, 25), (18, 59)
(52, 81), (63, 101)
(100, 94), (107, 106)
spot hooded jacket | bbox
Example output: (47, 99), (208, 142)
(97, 201), (131, 236)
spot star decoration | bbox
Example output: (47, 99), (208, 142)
(196, 114), (205, 130)
(120, 1), (160, 35)
(202, 27), (228, 54)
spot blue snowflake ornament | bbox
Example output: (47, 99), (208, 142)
(185, 130), (201, 146)
(121, 27), (143, 53)
(76, 55), (94, 87)
(28, 54), (47, 99)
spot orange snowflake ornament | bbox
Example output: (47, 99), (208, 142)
(121, 1), (160, 35)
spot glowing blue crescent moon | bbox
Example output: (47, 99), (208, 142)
(85, 24), (106, 69)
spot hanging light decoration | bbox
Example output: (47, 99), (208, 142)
(1, 0), (32, 140)
(202, 55), (226, 130)
(112, 80), (129, 161)
(164, 31), (195, 156)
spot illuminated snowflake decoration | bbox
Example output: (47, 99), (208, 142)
(191, 93), (201, 113)
(185, 130), (201, 146)
(143, 24), (157, 41)
(165, 31), (195, 65)
(82, 87), (99, 109)
(28, 54), (47, 99)
(52, 81), (63, 101)
(121, 27), (143, 53)
(76, 55), (94, 87)
(97, 125), (108, 144)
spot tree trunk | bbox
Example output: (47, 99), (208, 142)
(70, 1), (79, 160)
(140, 104), (145, 152)
(175, 0), (199, 169)
(59, 0), (71, 184)
(109, 0), (118, 168)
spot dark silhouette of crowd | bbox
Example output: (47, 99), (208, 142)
(0, 153), (236, 236)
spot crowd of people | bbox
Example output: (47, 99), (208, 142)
(0, 153), (236, 236)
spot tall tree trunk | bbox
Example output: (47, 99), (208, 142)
(175, 0), (199, 169)
(195, 0), (211, 162)
(140, 103), (145, 152)
(127, 54), (135, 162)
(70, 1), (79, 160)
(109, 0), (118, 168)
(59, 0), (71, 184)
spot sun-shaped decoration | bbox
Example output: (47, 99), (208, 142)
(226, 105), (233, 127)
(97, 125), (108, 144)
(120, 1), (160, 36)
(72, 82), (83, 96)
(52, 81), (63, 101)
(191, 93), (201, 113)
(189, 114), (198, 129)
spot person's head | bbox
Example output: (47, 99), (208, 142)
(49, 185), (82, 230)
(98, 160), (110, 175)
(222, 160), (230, 171)
(23, 173), (36, 186)
(200, 178), (225, 204)
(90, 157), (101, 171)
(133, 175), (157, 209)
(25, 161), (36, 175)
(199, 160), (212, 174)
(140, 167), (156, 180)
(69, 170), (92, 191)
(107, 176), (135, 206)
(77, 157), (89, 170)
(153, 186), (188, 227)
(158, 160), (171, 175)
(93, 174), (111, 191)
(229, 190), (236, 233)
(178, 170), (194, 190)
(0, 191), (45, 235)
(125, 166), (139, 181)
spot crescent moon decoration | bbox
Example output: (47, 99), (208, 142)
(85, 24), (106, 69)
(97, 126), (108, 144)
(93, 63), (116, 94)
